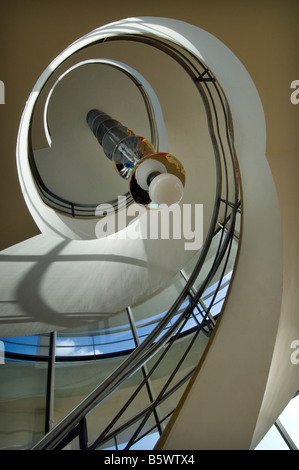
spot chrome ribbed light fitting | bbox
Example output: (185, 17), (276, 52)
(87, 109), (185, 208)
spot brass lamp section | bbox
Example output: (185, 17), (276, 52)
(87, 109), (185, 208)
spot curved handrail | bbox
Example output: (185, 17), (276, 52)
(29, 59), (161, 218)
(32, 207), (238, 450)
(31, 31), (240, 450)
(27, 32), (236, 220)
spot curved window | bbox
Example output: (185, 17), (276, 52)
(1, 268), (232, 360)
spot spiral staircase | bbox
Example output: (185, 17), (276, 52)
(0, 18), (292, 450)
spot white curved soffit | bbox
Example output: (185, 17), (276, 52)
(18, 55), (168, 240)
(43, 58), (168, 151)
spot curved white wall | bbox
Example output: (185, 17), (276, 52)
(154, 18), (284, 450)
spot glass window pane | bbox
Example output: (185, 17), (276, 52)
(278, 395), (299, 448)
(53, 355), (129, 424)
(1, 334), (50, 356)
(56, 310), (135, 357)
(130, 430), (160, 450)
(0, 359), (48, 450)
(255, 425), (289, 450)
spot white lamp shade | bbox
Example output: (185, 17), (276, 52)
(149, 173), (184, 206)
(135, 158), (167, 190)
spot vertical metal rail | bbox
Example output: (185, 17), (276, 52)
(45, 332), (56, 434)
(126, 307), (164, 437)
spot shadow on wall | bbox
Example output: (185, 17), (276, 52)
(0, 238), (151, 335)
(0, 233), (188, 337)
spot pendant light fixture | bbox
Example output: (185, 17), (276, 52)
(87, 109), (185, 208)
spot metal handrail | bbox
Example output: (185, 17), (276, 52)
(28, 61), (159, 218)
(90, 326), (202, 450)
(89, 370), (195, 450)
(33, 208), (237, 450)
(30, 32), (240, 450)
(27, 32), (236, 219)
(91, 217), (237, 450)
(29, 186), (237, 444)
(31, 209), (239, 450)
